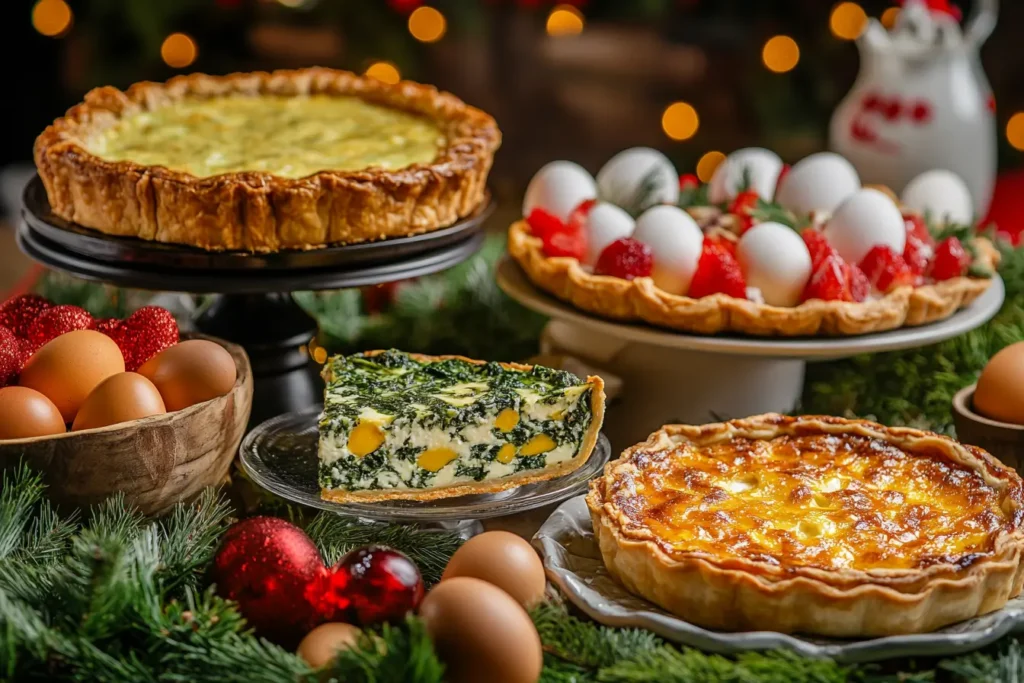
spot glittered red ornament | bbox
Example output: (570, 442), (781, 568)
(211, 517), (327, 647)
(122, 306), (179, 371)
(310, 546), (423, 626)
(0, 326), (21, 386)
(0, 294), (52, 338)
(24, 305), (94, 353)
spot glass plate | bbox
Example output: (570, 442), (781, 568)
(240, 405), (611, 523)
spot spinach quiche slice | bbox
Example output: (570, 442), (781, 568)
(317, 350), (605, 502)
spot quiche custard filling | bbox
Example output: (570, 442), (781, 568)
(612, 434), (1018, 572)
(318, 351), (596, 494)
(85, 94), (445, 178)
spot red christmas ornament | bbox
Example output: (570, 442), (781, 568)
(210, 517), (328, 647)
(25, 305), (94, 353)
(0, 326), (21, 386)
(387, 0), (423, 13)
(121, 306), (179, 371)
(0, 294), (52, 338)
(91, 317), (128, 349)
(310, 546), (423, 626)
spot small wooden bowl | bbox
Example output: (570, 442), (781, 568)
(0, 334), (253, 516)
(953, 383), (1024, 473)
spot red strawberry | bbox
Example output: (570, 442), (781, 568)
(801, 228), (836, 268)
(122, 306), (179, 371)
(903, 213), (933, 246)
(542, 230), (587, 260)
(859, 245), (914, 293)
(525, 208), (564, 241)
(930, 237), (971, 281)
(847, 264), (870, 302)
(594, 238), (653, 280)
(566, 198), (598, 234)
(0, 294), (51, 338)
(902, 233), (931, 276)
(707, 234), (737, 258)
(774, 163), (791, 198)
(678, 173), (700, 190)
(804, 253), (853, 302)
(728, 190), (760, 234)
(688, 240), (747, 299)
(24, 305), (94, 352)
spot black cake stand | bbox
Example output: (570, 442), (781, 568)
(18, 176), (492, 426)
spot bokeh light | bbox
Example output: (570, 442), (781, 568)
(661, 102), (699, 141)
(161, 33), (198, 69)
(408, 6), (446, 43)
(880, 7), (900, 29)
(365, 61), (401, 84)
(830, 2), (868, 40)
(32, 0), (72, 38)
(762, 35), (800, 73)
(1007, 113), (1024, 151)
(546, 5), (584, 37)
(696, 151), (726, 183)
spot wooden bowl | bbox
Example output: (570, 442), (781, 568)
(953, 383), (1024, 473)
(0, 334), (252, 516)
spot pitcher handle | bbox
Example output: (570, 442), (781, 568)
(965, 0), (998, 47)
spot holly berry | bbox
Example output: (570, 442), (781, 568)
(688, 239), (747, 299)
(525, 208), (564, 242)
(930, 236), (971, 281)
(801, 228), (836, 268)
(728, 190), (760, 234)
(593, 238), (653, 280)
(312, 546), (424, 627)
(678, 173), (700, 190)
(24, 305), (93, 352)
(859, 245), (914, 293)
(0, 294), (51, 338)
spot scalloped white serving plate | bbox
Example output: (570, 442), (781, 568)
(533, 496), (1024, 664)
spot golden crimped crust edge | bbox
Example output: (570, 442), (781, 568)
(507, 220), (998, 337)
(585, 413), (1024, 636)
(319, 350), (606, 503)
(34, 68), (501, 252)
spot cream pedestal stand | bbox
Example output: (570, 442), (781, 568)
(496, 257), (1005, 451)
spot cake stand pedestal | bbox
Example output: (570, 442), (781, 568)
(18, 176), (492, 426)
(496, 257), (1005, 450)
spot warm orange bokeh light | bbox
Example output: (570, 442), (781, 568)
(696, 151), (726, 183)
(408, 6), (446, 43)
(32, 0), (72, 38)
(762, 35), (800, 73)
(365, 61), (401, 85)
(546, 5), (584, 37)
(161, 33), (198, 68)
(662, 102), (700, 141)
(830, 2), (868, 40)
(881, 7), (901, 29)
(1007, 113), (1024, 152)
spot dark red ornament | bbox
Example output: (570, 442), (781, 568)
(310, 546), (423, 626)
(91, 317), (128, 349)
(0, 326), (21, 386)
(387, 0), (423, 13)
(0, 294), (52, 338)
(24, 305), (94, 353)
(210, 517), (327, 647)
(122, 306), (179, 371)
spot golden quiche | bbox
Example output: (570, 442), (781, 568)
(586, 414), (1024, 637)
(34, 68), (500, 252)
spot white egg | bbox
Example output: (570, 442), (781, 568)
(900, 169), (974, 226)
(583, 202), (635, 266)
(823, 188), (906, 265)
(737, 222), (812, 307)
(523, 161), (598, 223)
(775, 152), (860, 216)
(596, 148), (679, 210)
(631, 205), (704, 294)
(708, 148), (783, 203)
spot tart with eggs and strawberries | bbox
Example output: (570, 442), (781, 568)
(506, 147), (998, 336)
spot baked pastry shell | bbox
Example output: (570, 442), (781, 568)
(319, 351), (606, 503)
(586, 414), (1024, 637)
(507, 221), (998, 337)
(35, 68), (501, 252)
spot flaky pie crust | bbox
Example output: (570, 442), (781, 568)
(35, 68), (500, 252)
(508, 221), (998, 337)
(319, 351), (605, 503)
(586, 414), (1024, 637)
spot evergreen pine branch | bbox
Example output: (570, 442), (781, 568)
(750, 197), (804, 230)
(156, 489), (233, 594)
(940, 638), (1024, 683)
(328, 617), (445, 683)
(17, 501), (78, 566)
(532, 602), (661, 668)
(0, 465), (47, 561)
(678, 182), (710, 209)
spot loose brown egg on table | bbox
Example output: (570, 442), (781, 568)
(138, 339), (237, 412)
(297, 622), (363, 669)
(974, 342), (1024, 425)
(419, 577), (543, 683)
(441, 531), (547, 609)
(19, 330), (125, 422)
(0, 386), (66, 439)
(72, 372), (167, 431)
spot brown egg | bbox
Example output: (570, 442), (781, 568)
(419, 577), (542, 683)
(19, 330), (125, 422)
(138, 339), (237, 412)
(441, 531), (547, 608)
(72, 372), (166, 431)
(296, 622), (362, 669)
(974, 342), (1024, 425)
(0, 386), (66, 440)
